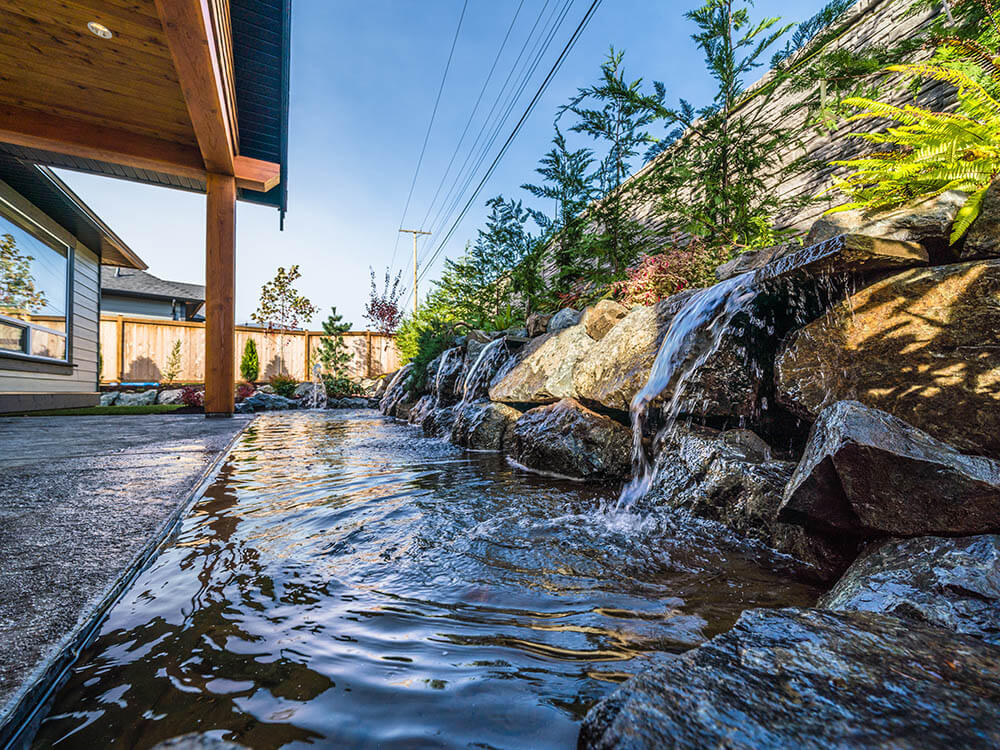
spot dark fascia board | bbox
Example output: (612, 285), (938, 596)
(102, 289), (205, 305)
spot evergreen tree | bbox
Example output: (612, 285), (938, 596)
(316, 306), (354, 396)
(163, 339), (182, 383)
(240, 338), (260, 382)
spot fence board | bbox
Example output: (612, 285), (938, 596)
(99, 315), (399, 384)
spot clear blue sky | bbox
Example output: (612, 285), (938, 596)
(58, 0), (827, 329)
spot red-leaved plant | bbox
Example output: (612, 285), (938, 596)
(363, 267), (404, 335)
(612, 240), (719, 306)
(181, 386), (204, 408)
(235, 382), (255, 402)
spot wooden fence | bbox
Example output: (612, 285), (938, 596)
(99, 315), (400, 384)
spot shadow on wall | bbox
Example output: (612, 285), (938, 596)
(123, 356), (161, 382)
(262, 355), (290, 380)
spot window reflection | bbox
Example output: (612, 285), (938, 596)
(0, 214), (69, 361)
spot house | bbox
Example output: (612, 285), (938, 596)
(0, 158), (146, 413)
(0, 0), (291, 416)
(101, 266), (205, 321)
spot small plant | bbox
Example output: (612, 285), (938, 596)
(316, 306), (354, 395)
(235, 382), (255, 402)
(240, 339), (260, 382)
(251, 265), (318, 374)
(163, 339), (182, 384)
(269, 373), (298, 398)
(322, 373), (356, 399)
(363, 267), (405, 335)
(612, 239), (721, 305)
(406, 320), (454, 396)
(180, 385), (203, 408)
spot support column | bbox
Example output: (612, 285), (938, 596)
(205, 173), (236, 416)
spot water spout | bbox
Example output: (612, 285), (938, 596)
(617, 273), (758, 509)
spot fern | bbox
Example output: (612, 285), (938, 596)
(827, 0), (1000, 244)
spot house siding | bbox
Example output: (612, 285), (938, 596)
(102, 294), (176, 319)
(0, 179), (100, 408)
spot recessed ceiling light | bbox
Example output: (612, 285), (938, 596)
(87, 21), (113, 39)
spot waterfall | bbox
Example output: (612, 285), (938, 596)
(379, 363), (413, 415)
(460, 337), (506, 406)
(617, 273), (758, 509)
(434, 347), (463, 407)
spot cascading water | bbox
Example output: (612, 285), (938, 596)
(460, 337), (507, 406)
(434, 346), (464, 407)
(616, 272), (759, 509)
(379, 363), (413, 415)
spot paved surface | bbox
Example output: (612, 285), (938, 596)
(0, 415), (252, 733)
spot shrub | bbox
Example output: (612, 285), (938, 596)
(240, 339), (260, 382)
(163, 339), (182, 383)
(181, 386), (203, 408)
(406, 320), (454, 396)
(322, 373), (355, 399)
(611, 241), (720, 306)
(235, 382), (255, 402)
(269, 373), (297, 398)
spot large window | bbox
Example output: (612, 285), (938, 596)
(0, 208), (70, 361)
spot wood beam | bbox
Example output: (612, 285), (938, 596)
(234, 155), (281, 192)
(154, 0), (236, 176)
(205, 172), (236, 416)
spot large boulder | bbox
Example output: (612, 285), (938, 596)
(99, 392), (119, 407)
(451, 401), (521, 451)
(525, 311), (552, 338)
(648, 426), (854, 582)
(488, 324), (593, 404)
(506, 398), (631, 480)
(776, 260), (1000, 457)
(241, 392), (296, 412)
(779, 401), (1000, 537)
(580, 607), (1000, 750)
(293, 382), (327, 408)
(822, 535), (1000, 645)
(421, 404), (458, 438)
(431, 347), (465, 406)
(379, 364), (413, 416)
(580, 299), (628, 341)
(407, 394), (435, 426)
(117, 389), (158, 406)
(156, 388), (185, 405)
(961, 182), (1000, 260)
(547, 307), (581, 333)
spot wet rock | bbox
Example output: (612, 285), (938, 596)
(961, 182), (1000, 260)
(156, 388), (184, 405)
(822, 535), (1000, 645)
(547, 307), (581, 333)
(293, 382), (326, 408)
(407, 395), (436, 426)
(579, 607), (1000, 750)
(371, 375), (390, 399)
(649, 426), (854, 582)
(151, 734), (248, 750)
(461, 339), (509, 403)
(488, 324), (593, 404)
(754, 233), (928, 283)
(580, 299), (628, 341)
(776, 260), (1000, 457)
(451, 401), (521, 451)
(806, 190), (967, 257)
(241, 392), (296, 412)
(118, 389), (158, 406)
(526, 311), (552, 337)
(715, 242), (798, 281)
(779, 401), (1000, 537)
(99, 392), (119, 407)
(421, 404), (458, 438)
(335, 396), (370, 409)
(506, 398), (630, 480)
(379, 364), (413, 415)
(431, 347), (465, 407)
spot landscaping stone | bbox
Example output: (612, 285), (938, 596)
(779, 401), (1000, 537)
(117, 389), (158, 406)
(961, 182), (1000, 260)
(156, 389), (185, 405)
(579, 607), (1000, 750)
(451, 401), (521, 451)
(431, 347), (465, 406)
(339, 397), (370, 409)
(371, 375), (390, 399)
(649, 426), (854, 582)
(489, 324), (593, 404)
(241, 392), (296, 412)
(715, 242), (798, 281)
(775, 260), (1000, 458)
(407, 395), (435, 426)
(293, 382), (326, 408)
(525, 311), (552, 337)
(258, 384), (275, 394)
(378, 364), (413, 416)
(753, 233), (929, 283)
(822, 535), (1000, 645)
(580, 299), (628, 341)
(99, 392), (119, 407)
(506, 398), (631, 480)
(421, 404), (457, 439)
(547, 307), (581, 333)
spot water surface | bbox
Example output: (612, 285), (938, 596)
(33, 411), (818, 749)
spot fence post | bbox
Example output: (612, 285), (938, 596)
(116, 315), (125, 382)
(366, 331), (373, 378)
(303, 332), (311, 381)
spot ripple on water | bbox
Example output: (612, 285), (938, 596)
(32, 411), (819, 749)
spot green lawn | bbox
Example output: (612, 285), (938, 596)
(18, 404), (189, 416)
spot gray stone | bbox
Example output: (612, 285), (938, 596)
(293, 382), (327, 408)
(779, 401), (1000, 537)
(580, 299), (628, 341)
(421, 404), (458, 439)
(506, 398), (631, 480)
(407, 395), (435, 425)
(649, 426), (854, 582)
(822, 535), (1000, 645)
(775, 260), (1000, 458)
(451, 401), (521, 451)
(489, 324), (593, 404)
(753, 233), (929, 283)
(961, 181), (1000, 260)
(378, 364), (413, 416)
(580, 607), (1000, 750)
(715, 242), (798, 281)
(547, 307), (581, 333)
(525, 311), (552, 337)
(242, 392), (296, 412)
(99, 392), (119, 407)
(258, 384), (275, 394)
(156, 388), (185, 405)
(151, 733), (248, 749)
(117, 389), (158, 406)
(338, 397), (370, 409)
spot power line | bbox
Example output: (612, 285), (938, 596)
(411, 0), (603, 297)
(388, 0), (469, 271)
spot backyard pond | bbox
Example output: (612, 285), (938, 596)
(31, 411), (819, 749)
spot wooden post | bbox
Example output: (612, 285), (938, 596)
(366, 331), (373, 378)
(303, 332), (312, 380)
(205, 173), (236, 416)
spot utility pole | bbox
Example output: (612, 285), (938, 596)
(399, 228), (430, 313)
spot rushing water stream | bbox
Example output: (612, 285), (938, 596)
(32, 411), (818, 749)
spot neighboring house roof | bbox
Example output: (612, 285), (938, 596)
(0, 155), (146, 269)
(101, 266), (205, 304)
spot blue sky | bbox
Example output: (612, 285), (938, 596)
(58, 0), (828, 329)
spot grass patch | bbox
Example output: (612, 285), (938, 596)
(19, 404), (189, 416)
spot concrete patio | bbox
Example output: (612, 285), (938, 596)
(0, 414), (252, 744)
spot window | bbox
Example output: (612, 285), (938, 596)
(0, 209), (70, 361)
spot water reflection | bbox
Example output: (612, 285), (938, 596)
(33, 411), (818, 749)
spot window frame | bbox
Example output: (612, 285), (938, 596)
(0, 193), (74, 369)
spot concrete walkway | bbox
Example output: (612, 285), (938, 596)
(0, 415), (252, 743)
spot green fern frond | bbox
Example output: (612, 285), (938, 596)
(951, 184), (990, 243)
